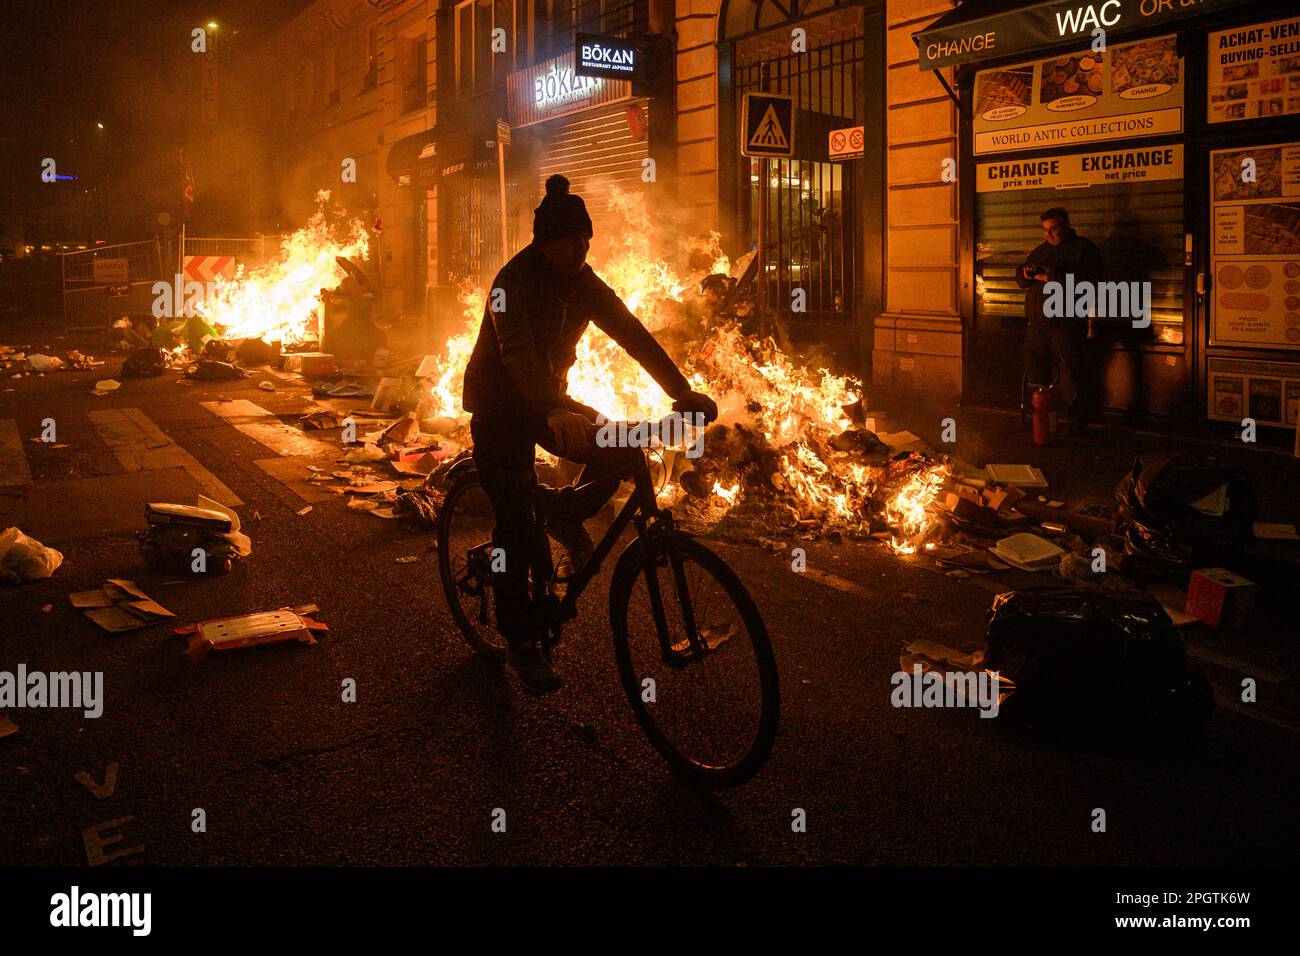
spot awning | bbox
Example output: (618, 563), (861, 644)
(914, 0), (1255, 71)
(385, 120), (499, 186)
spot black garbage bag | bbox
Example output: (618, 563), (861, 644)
(236, 338), (280, 367)
(120, 347), (169, 378)
(139, 525), (246, 574)
(394, 489), (439, 528)
(984, 587), (1213, 743)
(185, 359), (246, 381)
(1113, 454), (1256, 583)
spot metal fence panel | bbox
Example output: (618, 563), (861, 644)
(60, 241), (162, 327)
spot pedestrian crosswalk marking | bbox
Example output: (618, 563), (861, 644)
(89, 407), (242, 505)
(200, 400), (334, 458)
(0, 419), (33, 488)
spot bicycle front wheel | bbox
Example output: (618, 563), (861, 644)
(610, 533), (779, 788)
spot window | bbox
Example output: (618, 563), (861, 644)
(401, 35), (429, 114)
(531, 0), (644, 62)
(456, 0), (520, 98)
(362, 26), (379, 92)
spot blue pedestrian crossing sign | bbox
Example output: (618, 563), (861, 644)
(742, 92), (794, 158)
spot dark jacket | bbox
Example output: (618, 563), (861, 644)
(1016, 228), (1104, 326)
(463, 243), (691, 418)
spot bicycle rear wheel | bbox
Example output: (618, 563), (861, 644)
(610, 533), (779, 788)
(437, 471), (509, 661)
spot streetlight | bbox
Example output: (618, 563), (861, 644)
(207, 21), (219, 31)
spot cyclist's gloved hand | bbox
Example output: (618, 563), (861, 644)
(673, 389), (719, 426)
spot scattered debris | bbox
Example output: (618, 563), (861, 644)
(296, 506), (313, 516)
(0, 527), (64, 584)
(140, 496), (252, 574)
(283, 352), (338, 377)
(0, 715), (16, 738)
(985, 464), (1049, 489)
(120, 347), (169, 378)
(300, 410), (340, 430)
(394, 489), (439, 527)
(176, 605), (328, 661)
(74, 762), (120, 800)
(77, 579), (173, 634)
(1253, 522), (1298, 541)
(1186, 568), (1257, 629)
(258, 380), (276, 391)
(341, 444), (386, 463)
(990, 533), (1063, 571)
(395, 555), (420, 564)
(90, 379), (122, 396)
(26, 353), (64, 373)
(41, 603), (52, 613)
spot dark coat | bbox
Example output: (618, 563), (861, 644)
(1016, 228), (1104, 326)
(462, 243), (690, 418)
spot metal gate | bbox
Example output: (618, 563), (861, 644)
(734, 17), (864, 325)
(60, 241), (163, 328)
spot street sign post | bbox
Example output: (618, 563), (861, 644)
(828, 125), (865, 162)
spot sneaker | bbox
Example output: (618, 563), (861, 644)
(507, 642), (563, 695)
(545, 512), (594, 580)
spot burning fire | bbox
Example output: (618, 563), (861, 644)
(197, 191), (369, 344)
(413, 187), (953, 547)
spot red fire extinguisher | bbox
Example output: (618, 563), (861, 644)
(1031, 387), (1051, 446)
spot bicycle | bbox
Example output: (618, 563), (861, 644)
(435, 405), (780, 789)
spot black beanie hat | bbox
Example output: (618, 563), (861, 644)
(533, 175), (593, 243)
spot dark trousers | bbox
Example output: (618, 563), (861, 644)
(1024, 320), (1097, 422)
(470, 406), (642, 649)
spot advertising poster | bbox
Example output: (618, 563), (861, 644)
(1206, 357), (1300, 427)
(973, 34), (1183, 155)
(1207, 16), (1300, 124)
(1210, 142), (1300, 349)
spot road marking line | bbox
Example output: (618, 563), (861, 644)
(88, 407), (242, 505)
(798, 566), (872, 598)
(0, 420), (32, 488)
(1185, 644), (1287, 683)
(201, 400), (335, 457)
(1213, 687), (1299, 735)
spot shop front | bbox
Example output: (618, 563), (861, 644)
(505, 41), (673, 264)
(915, 0), (1300, 435)
(717, 0), (885, 371)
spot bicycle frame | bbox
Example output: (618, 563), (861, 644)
(532, 453), (704, 665)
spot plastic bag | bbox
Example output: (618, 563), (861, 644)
(1113, 454), (1256, 583)
(0, 527), (64, 582)
(121, 347), (169, 378)
(983, 586), (1213, 742)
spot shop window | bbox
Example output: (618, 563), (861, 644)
(457, 0), (520, 96)
(975, 176), (1186, 345)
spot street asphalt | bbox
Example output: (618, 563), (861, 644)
(1, 326), (1296, 867)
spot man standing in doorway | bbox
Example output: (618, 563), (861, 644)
(1017, 207), (1104, 434)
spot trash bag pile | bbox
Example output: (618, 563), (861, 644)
(1113, 454), (1256, 584)
(983, 586), (1213, 743)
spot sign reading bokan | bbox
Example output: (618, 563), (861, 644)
(742, 93), (794, 159)
(575, 33), (638, 79)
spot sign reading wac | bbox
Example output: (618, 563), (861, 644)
(915, 0), (1254, 71)
(575, 33), (637, 79)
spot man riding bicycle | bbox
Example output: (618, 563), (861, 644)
(462, 174), (718, 695)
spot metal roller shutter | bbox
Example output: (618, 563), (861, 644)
(528, 100), (650, 235)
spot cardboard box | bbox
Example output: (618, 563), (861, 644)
(1185, 568), (1257, 629)
(283, 352), (338, 377)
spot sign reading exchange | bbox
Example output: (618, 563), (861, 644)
(915, 0), (1253, 71)
(977, 144), (1183, 191)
